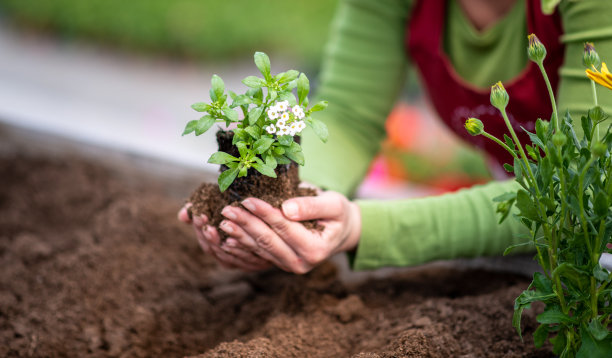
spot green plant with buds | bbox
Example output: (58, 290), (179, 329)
(465, 35), (612, 357)
(182, 52), (328, 192)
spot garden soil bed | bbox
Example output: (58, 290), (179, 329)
(0, 154), (552, 357)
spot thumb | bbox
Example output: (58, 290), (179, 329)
(281, 191), (344, 221)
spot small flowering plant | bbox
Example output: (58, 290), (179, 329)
(182, 52), (328, 192)
(466, 36), (611, 357)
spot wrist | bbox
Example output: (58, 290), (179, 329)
(342, 201), (361, 253)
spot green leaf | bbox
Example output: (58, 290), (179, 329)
(516, 189), (539, 221)
(577, 325), (612, 358)
(248, 107), (264, 126)
(207, 151), (238, 165)
(218, 166), (239, 192)
(513, 305), (525, 339)
(265, 154), (277, 169)
(254, 52), (271, 81)
(278, 135), (292, 146)
(554, 262), (590, 291)
(245, 126), (260, 139)
(284, 142), (305, 165)
(588, 319), (610, 341)
(223, 108), (238, 122)
(297, 73), (310, 105)
(309, 117), (328, 142)
(275, 70), (299, 83)
(582, 115), (593, 142)
(232, 95), (252, 107)
(253, 137), (274, 154)
(242, 76), (267, 88)
(533, 324), (549, 348)
(195, 115), (216, 135)
(211, 74), (225, 99)
(523, 127), (545, 150)
(537, 309), (577, 325)
(310, 100), (328, 112)
(238, 165), (248, 178)
(503, 163), (514, 173)
(514, 157), (523, 183)
(532, 272), (553, 294)
(594, 191), (609, 218)
(235, 142), (248, 158)
(191, 102), (209, 112)
(278, 91), (297, 106)
(503, 241), (533, 256)
(252, 162), (277, 178)
(182, 120), (198, 136)
(268, 88), (277, 101)
(504, 134), (515, 151)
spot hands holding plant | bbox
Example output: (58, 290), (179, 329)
(178, 190), (361, 274)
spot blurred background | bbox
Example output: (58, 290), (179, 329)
(0, 0), (491, 197)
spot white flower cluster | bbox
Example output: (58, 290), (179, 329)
(264, 100), (306, 136)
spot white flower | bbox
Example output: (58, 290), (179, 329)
(280, 112), (290, 122)
(277, 126), (290, 136)
(291, 105), (305, 119)
(297, 120), (306, 131)
(276, 100), (289, 112)
(288, 122), (299, 135)
(276, 118), (287, 127)
(267, 108), (279, 120)
(265, 124), (276, 134)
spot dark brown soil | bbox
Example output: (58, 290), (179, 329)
(189, 130), (319, 239)
(0, 154), (552, 357)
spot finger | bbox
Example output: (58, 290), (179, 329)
(281, 191), (344, 221)
(222, 239), (271, 269)
(177, 203), (193, 223)
(193, 226), (212, 255)
(210, 244), (268, 271)
(222, 204), (305, 272)
(203, 225), (221, 246)
(218, 216), (289, 269)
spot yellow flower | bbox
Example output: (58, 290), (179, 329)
(586, 62), (612, 90)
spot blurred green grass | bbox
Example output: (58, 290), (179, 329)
(0, 0), (338, 65)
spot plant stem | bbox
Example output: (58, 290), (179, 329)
(538, 62), (559, 132)
(482, 132), (516, 158)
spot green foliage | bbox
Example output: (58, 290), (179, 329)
(0, 0), (337, 64)
(467, 39), (612, 357)
(183, 52), (328, 192)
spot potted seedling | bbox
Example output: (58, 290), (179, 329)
(465, 36), (612, 357)
(182, 52), (328, 236)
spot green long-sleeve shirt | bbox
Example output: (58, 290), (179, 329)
(300, 0), (612, 270)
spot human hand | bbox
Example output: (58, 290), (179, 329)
(177, 203), (272, 271)
(217, 191), (361, 274)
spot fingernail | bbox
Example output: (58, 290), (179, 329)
(221, 207), (237, 220)
(225, 238), (238, 247)
(282, 201), (298, 219)
(193, 216), (203, 226)
(241, 199), (256, 212)
(220, 220), (233, 234)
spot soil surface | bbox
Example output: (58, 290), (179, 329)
(0, 154), (552, 357)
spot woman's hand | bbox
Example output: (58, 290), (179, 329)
(177, 204), (272, 271)
(217, 191), (361, 274)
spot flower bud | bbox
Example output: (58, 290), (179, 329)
(588, 105), (605, 123)
(552, 132), (567, 147)
(527, 34), (547, 64)
(464, 117), (484, 136)
(582, 42), (601, 70)
(490, 81), (509, 111)
(592, 141), (607, 157)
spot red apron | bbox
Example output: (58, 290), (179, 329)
(407, 0), (565, 168)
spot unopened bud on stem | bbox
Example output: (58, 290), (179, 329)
(490, 81), (509, 111)
(527, 34), (547, 64)
(553, 132), (567, 147)
(464, 118), (484, 136)
(592, 141), (607, 157)
(583, 42), (601, 70)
